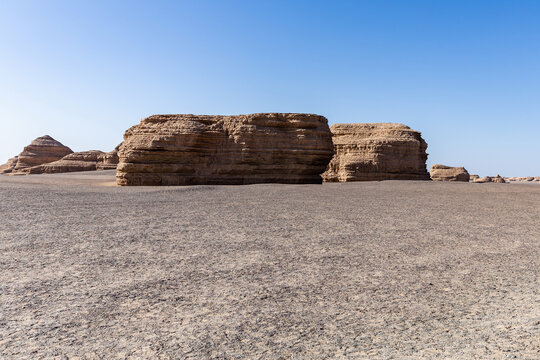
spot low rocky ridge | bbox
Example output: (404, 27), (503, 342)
(505, 176), (540, 182)
(322, 123), (429, 182)
(473, 175), (506, 183)
(0, 157), (18, 174)
(97, 143), (122, 170)
(117, 113), (334, 186)
(25, 151), (106, 174)
(430, 164), (470, 182)
(4, 135), (74, 174)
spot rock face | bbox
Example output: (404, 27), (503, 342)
(469, 174), (480, 181)
(25, 151), (105, 174)
(117, 113), (334, 186)
(322, 123), (429, 182)
(97, 143), (122, 170)
(0, 157), (18, 174)
(12, 136), (73, 173)
(430, 164), (470, 182)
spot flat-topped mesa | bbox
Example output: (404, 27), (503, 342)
(12, 135), (73, 173)
(0, 156), (18, 174)
(25, 150), (105, 174)
(117, 113), (334, 186)
(430, 164), (470, 182)
(322, 123), (430, 182)
(97, 142), (122, 170)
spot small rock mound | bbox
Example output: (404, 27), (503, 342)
(322, 123), (429, 182)
(25, 150), (105, 174)
(430, 164), (470, 182)
(11, 135), (73, 173)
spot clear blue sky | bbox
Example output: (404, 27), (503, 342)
(1, 0), (539, 176)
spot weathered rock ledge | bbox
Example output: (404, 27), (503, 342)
(25, 151), (106, 174)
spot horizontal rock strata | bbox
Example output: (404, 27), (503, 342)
(322, 123), (430, 182)
(117, 113), (334, 186)
(25, 151), (105, 174)
(430, 164), (470, 182)
(12, 135), (73, 173)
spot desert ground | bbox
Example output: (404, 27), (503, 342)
(0, 171), (538, 359)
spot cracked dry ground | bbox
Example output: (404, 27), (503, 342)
(0, 171), (539, 359)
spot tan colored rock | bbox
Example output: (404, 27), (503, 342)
(474, 175), (506, 184)
(491, 175), (506, 183)
(322, 123), (429, 182)
(430, 164), (470, 182)
(117, 113), (334, 186)
(97, 143), (122, 170)
(12, 135), (73, 173)
(25, 151), (105, 174)
(469, 174), (479, 181)
(0, 156), (18, 174)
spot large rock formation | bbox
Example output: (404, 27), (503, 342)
(117, 113), (334, 186)
(11, 135), (73, 173)
(97, 143), (122, 170)
(322, 123), (429, 182)
(430, 164), (470, 182)
(0, 157), (18, 174)
(25, 151), (105, 174)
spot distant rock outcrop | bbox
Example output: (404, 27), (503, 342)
(469, 174), (479, 181)
(25, 151), (105, 174)
(11, 135), (73, 173)
(97, 143), (122, 170)
(474, 175), (506, 183)
(505, 176), (540, 182)
(117, 113), (334, 186)
(0, 157), (18, 174)
(430, 164), (470, 182)
(322, 123), (429, 182)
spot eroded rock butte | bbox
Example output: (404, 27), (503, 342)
(322, 123), (429, 182)
(117, 113), (334, 186)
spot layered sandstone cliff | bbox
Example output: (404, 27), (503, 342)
(322, 123), (429, 182)
(117, 113), (334, 186)
(25, 151), (105, 174)
(11, 135), (73, 173)
(430, 164), (470, 182)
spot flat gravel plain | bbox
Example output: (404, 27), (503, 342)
(0, 171), (539, 359)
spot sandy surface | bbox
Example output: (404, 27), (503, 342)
(0, 171), (539, 359)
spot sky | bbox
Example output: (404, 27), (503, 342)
(1, 0), (539, 176)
